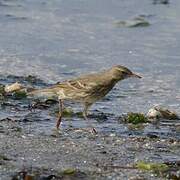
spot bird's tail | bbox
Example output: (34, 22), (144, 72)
(27, 87), (58, 99)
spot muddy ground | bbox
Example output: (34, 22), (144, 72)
(0, 111), (179, 180)
(0, 75), (179, 179)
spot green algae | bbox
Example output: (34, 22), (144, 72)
(0, 84), (5, 95)
(63, 168), (76, 175)
(136, 161), (168, 172)
(62, 108), (74, 117)
(12, 90), (27, 100)
(125, 113), (148, 124)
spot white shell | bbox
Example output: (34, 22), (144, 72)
(147, 107), (162, 119)
(5, 82), (23, 93)
(147, 106), (179, 119)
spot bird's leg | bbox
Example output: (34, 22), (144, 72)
(83, 103), (97, 134)
(56, 99), (63, 129)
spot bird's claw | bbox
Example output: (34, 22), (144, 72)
(92, 128), (98, 134)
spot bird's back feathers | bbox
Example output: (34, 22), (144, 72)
(27, 67), (119, 103)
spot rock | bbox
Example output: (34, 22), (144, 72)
(12, 171), (35, 180)
(30, 100), (51, 109)
(24, 75), (39, 83)
(129, 175), (146, 180)
(0, 154), (10, 161)
(114, 16), (150, 28)
(153, 0), (169, 5)
(147, 106), (179, 120)
(146, 133), (159, 139)
(45, 99), (58, 105)
(175, 125), (180, 132)
(4, 82), (24, 93)
(147, 107), (162, 119)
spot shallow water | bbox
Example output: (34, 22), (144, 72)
(0, 0), (180, 138)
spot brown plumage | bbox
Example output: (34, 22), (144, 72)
(28, 65), (141, 133)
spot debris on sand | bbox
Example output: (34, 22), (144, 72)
(114, 16), (150, 28)
(147, 106), (179, 120)
(12, 168), (87, 180)
(153, 0), (169, 5)
(4, 82), (24, 93)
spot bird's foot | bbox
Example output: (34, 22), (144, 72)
(51, 127), (62, 137)
(53, 126), (60, 131)
(91, 127), (98, 134)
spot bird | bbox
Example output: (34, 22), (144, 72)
(28, 65), (141, 133)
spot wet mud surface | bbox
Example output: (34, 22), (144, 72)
(0, 115), (179, 179)
(0, 121), (179, 179)
(0, 76), (179, 179)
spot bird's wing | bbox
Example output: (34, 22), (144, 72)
(54, 78), (98, 92)
(50, 77), (99, 100)
(52, 70), (111, 98)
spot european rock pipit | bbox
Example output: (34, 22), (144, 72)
(28, 65), (141, 133)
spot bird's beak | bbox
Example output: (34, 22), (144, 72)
(131, 73), (142, 78)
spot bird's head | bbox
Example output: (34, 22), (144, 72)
(110, 65), (142, 81)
